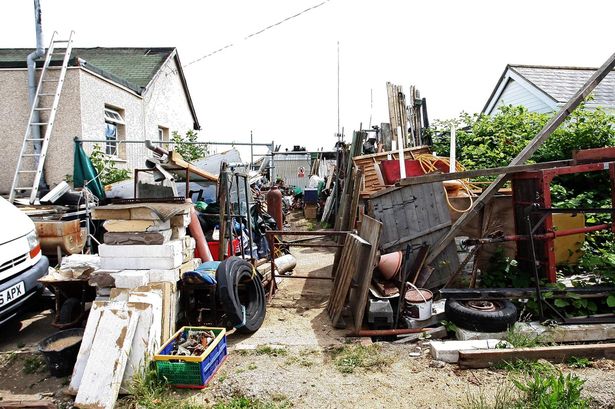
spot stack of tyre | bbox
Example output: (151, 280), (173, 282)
(216, 257), (266, 334)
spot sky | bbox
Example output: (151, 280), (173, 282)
(1, 0), (614, 158)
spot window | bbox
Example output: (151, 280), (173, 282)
(104, 106), (125, 157)
(156, 126), (169, 153)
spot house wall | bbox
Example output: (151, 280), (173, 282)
(142, 55), (196, 148)
(491, 78), (554, 115)
(0, 56), (197, 197)
(0, 68), (82, 195)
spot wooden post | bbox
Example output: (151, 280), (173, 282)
(426, 51), (615, 266)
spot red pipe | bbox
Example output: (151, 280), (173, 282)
(504, 224), (610, 241)
(187, 199), (213, 262)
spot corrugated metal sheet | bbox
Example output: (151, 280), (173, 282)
(273, 154), (311, 189)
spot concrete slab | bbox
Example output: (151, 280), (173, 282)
(430, 339), (509, 363)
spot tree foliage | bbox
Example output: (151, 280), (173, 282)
(430, 105), (615, 169)
(170, 129), (208, 162)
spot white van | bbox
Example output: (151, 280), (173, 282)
(0, 196), (49, 325)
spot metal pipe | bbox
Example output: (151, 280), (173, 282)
(280, 243), (343, 248)
(275, 275), (332, 280)
(243, 174), (254, 262)
(27, 0), (46, 188)
(351, 328), (428, 337)
(145, 139), (169, 156)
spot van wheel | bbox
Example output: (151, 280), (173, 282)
(58, 298), (83, 325)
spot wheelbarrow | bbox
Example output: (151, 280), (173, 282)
(38, 276), (96, 329)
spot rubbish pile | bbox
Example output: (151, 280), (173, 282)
(169, 329), (216, 356)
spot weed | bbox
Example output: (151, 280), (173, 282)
(496, 359), (554, 374)
(23, 355), (45, 374)
(284, 355), (314, 368)
(442, 320), (458, 334)
(328, 344), (392, 374)
(0, 352), (17, 369)
(16, 342), (26, 348)
(256, 345), (288, 357)
(248, 363), (258, 370)
(513, 371), (589, 408)
(503, 326), (548, 348)
(567, 356), (592, 368)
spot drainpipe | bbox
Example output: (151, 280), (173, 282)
(27, 0), (47, 189)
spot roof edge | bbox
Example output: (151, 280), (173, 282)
(172, 51), (201, 130)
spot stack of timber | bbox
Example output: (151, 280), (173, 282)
(71, 202), (200, 409)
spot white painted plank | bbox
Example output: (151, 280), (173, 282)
(121, 302), (154, 392)
(100, 254), (182, 270)
(128, 289), (163, 347)
(74, 308), (139, 409)
(68, 300), (125, 394)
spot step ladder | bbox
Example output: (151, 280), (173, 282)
(9, 31), (74, 204)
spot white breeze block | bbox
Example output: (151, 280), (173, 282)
(171, 226), (187, 240)
(99, 240), (182, 259)
(100, 256), (182, 270)
(112, 270), (150, 289)
(430, 339), (507, 363)
(146, 269), (180, 283)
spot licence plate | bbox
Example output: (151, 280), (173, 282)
(0, 282), (26, 307)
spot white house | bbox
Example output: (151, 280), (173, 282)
(0, 47), (200, 194)
(483, 64), (615, 115)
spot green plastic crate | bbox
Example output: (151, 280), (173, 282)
(154, 326), (227, 389)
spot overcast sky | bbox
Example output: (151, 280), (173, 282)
(1, 0), (614, 156)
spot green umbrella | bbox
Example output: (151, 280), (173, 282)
(73, 139), (105, 199)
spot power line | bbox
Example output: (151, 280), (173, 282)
(184, 0), (331, 68)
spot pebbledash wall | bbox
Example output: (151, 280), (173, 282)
(0, 55), (195, 195)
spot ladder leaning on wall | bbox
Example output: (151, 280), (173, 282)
(9, 31), (74, 204)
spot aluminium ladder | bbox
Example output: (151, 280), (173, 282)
(9, 31), (74, 204)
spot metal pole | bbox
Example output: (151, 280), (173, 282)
(250, 130), (254, 171)
(270, 141), (275, 184)
(72, 138), (271, 147)
(243, 174), (254, 262)
(235, 172), (245, 259)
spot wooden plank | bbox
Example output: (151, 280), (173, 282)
(459, 343), (615, 369)
(350, 216), (383, 333)
(328, 235), (371, 326)
(398, 159), (573, 187)
(427, 51), (615, 266)
(74, 309), (139, 409)
(169, 151), (218, 182)
(0, 401), (55, 409)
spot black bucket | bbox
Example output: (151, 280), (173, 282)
(38, 328), (84, 377)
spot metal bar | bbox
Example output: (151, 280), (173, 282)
(267, 230), (350, 236)
(275, 275), (333, 280)
(235, 173), (245, 259)
(280, 243), (343, 248)
(439, 287), (615, 300)
(243, 174), (254, 262)
(73, 138), (272, 147)
(532, 208), (615, 213)
(526, 215), (545, 319)
(398, 159), (574, 187)
(253, 151), (337, 156)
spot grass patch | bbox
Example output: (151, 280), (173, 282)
(0, 352), (17, 369)
(328, 344), (392, 374)
(212, 395), (292, 409)
(23, 355), (45, 374)
(256, 345), (288, 357)
(463, 382), (518, 409)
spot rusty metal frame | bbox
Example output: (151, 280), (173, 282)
(265, 230), (351, 301)
(133, 167), (190, 199)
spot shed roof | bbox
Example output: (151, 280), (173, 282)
(0, 47), (200, 129)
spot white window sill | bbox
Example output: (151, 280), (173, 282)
(106, 156), (127, 163)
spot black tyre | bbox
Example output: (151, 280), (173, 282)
(216, 257), (266, 334)
(445, 299), (517, 333)
(58, 297), (83, 325)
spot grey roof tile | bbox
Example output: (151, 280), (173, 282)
(511, 65), (615, 106)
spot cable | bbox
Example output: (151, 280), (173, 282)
(184, 0), (332, 68)
(414, 154), (479, 213)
